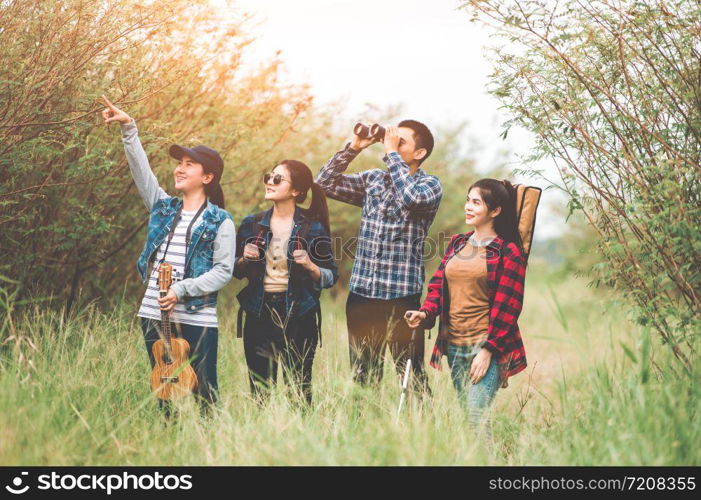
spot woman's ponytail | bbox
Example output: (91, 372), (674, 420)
(470, 178), (523, 250)
(308, 182), (330, 236)
(281, 160), (331, 237)
(206, 181), (225, 209)
(496, 179), (522, 249)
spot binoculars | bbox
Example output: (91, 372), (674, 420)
(353, 122), (386, 141)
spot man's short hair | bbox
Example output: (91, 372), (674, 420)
(398, 119), (434, 165)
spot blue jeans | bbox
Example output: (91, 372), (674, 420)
(446, 342), (501, 440)
(140, 318), (219, 409)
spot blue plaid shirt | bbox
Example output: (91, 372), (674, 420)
(316, 144), (443, 300)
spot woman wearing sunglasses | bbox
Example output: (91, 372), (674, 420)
(234, 161), (338, 406)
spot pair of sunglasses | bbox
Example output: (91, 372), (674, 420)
(262, 172), (291, 185)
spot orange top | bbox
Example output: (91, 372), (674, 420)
(444, 242), (490, 346)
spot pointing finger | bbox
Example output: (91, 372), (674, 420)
(100, 94), (117, 111)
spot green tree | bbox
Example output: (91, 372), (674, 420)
(0, 0), (316, 310)
(463, 0), (700, 369)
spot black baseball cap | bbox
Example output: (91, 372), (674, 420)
(169, 144), (224, 176)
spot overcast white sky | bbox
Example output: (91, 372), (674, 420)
(234, 0), (564, 238)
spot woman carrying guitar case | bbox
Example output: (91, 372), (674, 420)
(100, 96), (236, 415)
(405, 178), (541, 444)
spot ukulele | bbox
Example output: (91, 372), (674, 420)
(150, 262), (198, 400)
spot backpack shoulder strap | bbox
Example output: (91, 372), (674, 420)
(298, 218), (313, 243)
(237, 307), (244, 339)
(316, 305), (322, 348)
(250, 210), (269, 247)
(292, 214), (314, 251)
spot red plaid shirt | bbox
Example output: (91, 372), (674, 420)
(419, 231), (527, 388)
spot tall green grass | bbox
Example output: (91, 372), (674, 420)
(0, 267), (698, 465)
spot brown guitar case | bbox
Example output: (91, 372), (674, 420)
(514, 184), (542, 261)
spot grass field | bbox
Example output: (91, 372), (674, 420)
(1, 264), (698, 465)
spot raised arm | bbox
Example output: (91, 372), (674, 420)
(120, 121), (168, 211)
(315, 144), (367, 207)
(384, 152), (443, 213)
(101, 95), (168, 211)
(315, 125), (380, 207)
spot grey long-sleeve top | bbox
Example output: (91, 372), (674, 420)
(121, 120), (236, 301)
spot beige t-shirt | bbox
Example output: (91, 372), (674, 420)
(263, 228), (291, 292)
(444, 241), (491, 346)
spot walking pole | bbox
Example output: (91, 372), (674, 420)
(396, 328), (417, 421)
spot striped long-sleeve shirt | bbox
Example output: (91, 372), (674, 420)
(121, 120), (236, 328)
(315, 144), (443, 300)
(137, 209), (220, 328)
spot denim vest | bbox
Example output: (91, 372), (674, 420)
(234, 206), (338, 322)
(136, 196), (233, 312)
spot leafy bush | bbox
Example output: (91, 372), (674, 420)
(463, 0), (701, 369)
(0, 0), (315, 309)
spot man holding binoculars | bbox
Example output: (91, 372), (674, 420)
(316, 120), (442, 393)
